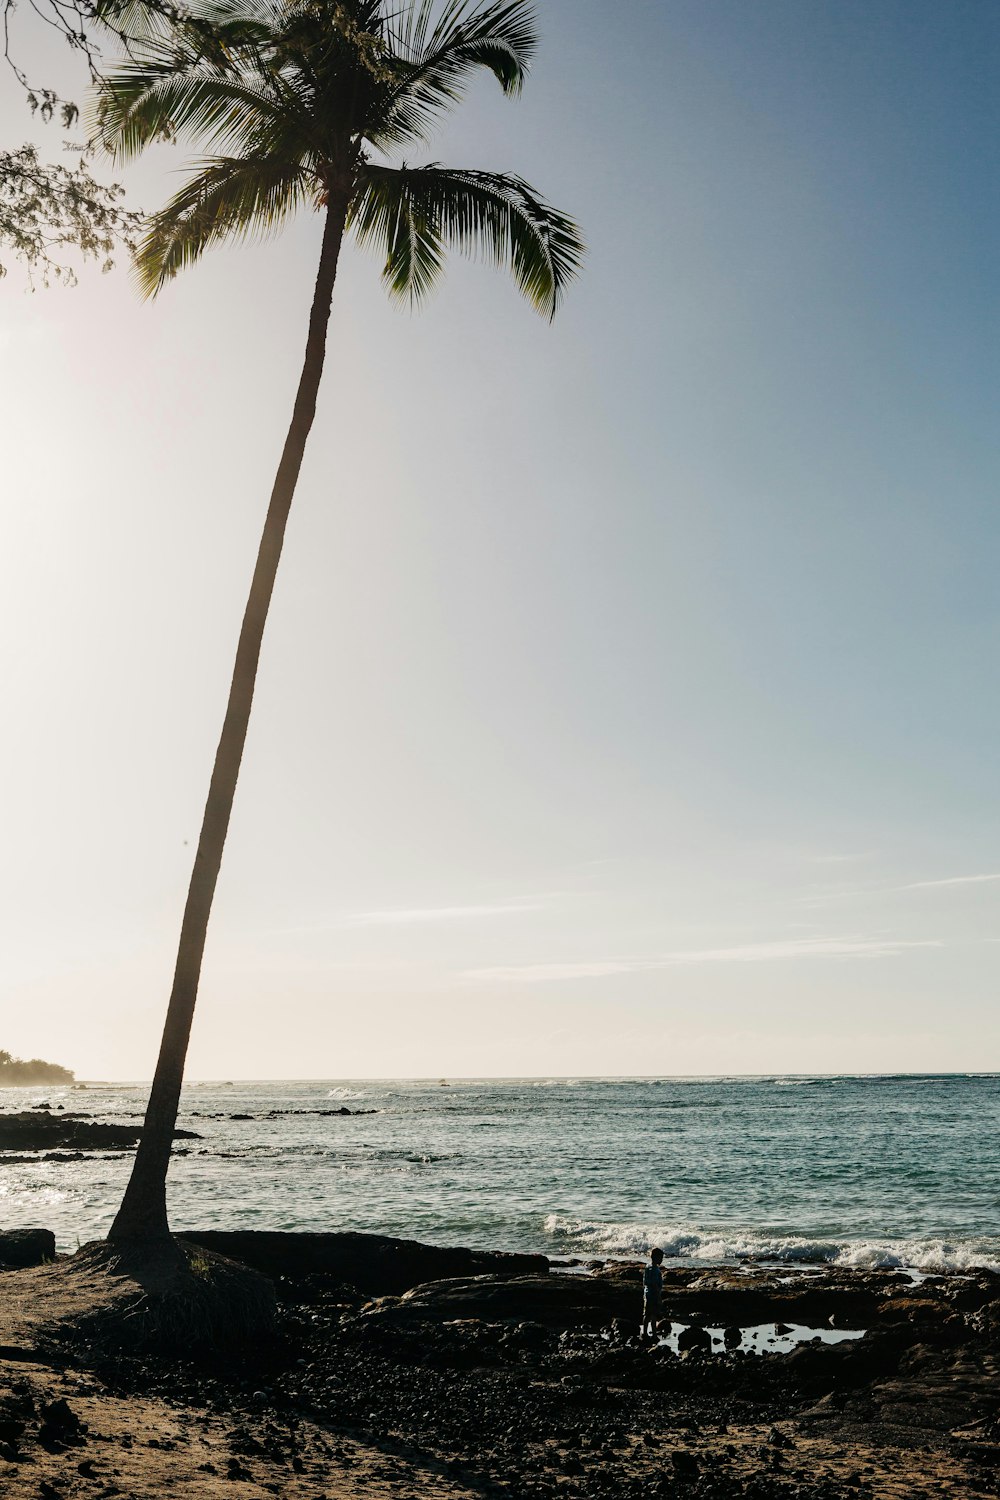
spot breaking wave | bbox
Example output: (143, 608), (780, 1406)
(542, 1215), (1000, 1274)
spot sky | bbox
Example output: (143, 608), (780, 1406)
(1, 0), (998, 1080)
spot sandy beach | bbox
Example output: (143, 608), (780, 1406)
(3, 1229), (1000, 1500)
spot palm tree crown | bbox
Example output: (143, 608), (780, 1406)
(95, 0), (583, 311)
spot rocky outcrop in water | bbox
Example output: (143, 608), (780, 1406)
(0, 1112), (200, 1152)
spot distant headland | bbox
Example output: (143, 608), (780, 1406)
(0, 1050), (75, 1085)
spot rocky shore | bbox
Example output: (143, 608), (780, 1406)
(2, 1230), (1000, 1499)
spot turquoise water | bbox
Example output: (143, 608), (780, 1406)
(2, 1075), (999, 1267)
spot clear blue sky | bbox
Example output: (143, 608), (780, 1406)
(1, 0), (997, 1077)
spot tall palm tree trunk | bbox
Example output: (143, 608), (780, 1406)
(109, 195), (349, 1243)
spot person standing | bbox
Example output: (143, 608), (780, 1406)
(641, 1246), (664, 1336)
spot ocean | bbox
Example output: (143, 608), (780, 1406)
(3, 1075), (999, 1269)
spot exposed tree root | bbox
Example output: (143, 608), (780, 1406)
(0, 1240), (275, 1356)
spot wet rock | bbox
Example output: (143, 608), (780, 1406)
(182, 1233), (547, 1298)
(0, 1113), (199, 1151)
(665, 1267), (898, 1329)
(262, 1108), (378, 1117)
(677, 1325), (713, 1355)
(966, 1299), (1000, 1346)
(877, 1296), (948, 1327)
(723, 1326), (742, 1350)
(360, 1272), (632, 1329)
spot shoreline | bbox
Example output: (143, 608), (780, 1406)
(3, 1229), (1000, 1498)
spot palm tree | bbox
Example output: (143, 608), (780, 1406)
(95, 0), (582, 1242)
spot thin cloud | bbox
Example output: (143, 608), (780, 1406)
(806, 852), (877, 864)
(801, 870), (1000, 905)
(265, 898), (551, 938)
(897, 872), (1000, 891)
(467, 935), (941, 984)
(471, 961), (643, 983)
(345, 901), (546, 927)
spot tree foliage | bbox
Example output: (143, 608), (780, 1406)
(0, 1049), (75, 1084)
(1, 0), (150, 282)
(93, 0), (585, 313)
(0, 141), (139, 283)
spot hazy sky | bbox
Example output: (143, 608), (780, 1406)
(1, 1), (997, 1080)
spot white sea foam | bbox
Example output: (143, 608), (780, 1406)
(542, 1215), (1000, 1274)
(326, 1087), (366, 1101)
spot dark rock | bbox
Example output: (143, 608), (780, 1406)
(360, 1272), (634, 1329)
(41, 1398), (81, 1433)
(182, 1231), (548, 1297)
(260, 1109), (378, 1117)
(503, 1321), (552, 1352)
(723, 1326), (742, 1349)
(877, 1296), (949, 1327)
(677, 1325), (713, 1354)
(0, 1416), (24, 1445)
(0, 1228), (55, 1269)
(664, 1267), (896, 1329)
(671, 1449), (700, 1478)
(957, 1441), (1000, 1468)
(0, 1113), (199, 1151)
(39, 1397), (86, 1450)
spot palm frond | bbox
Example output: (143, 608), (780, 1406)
(348, 156), (442, 298)
(95, 0), (271, 67)
(350, 160), (583, 315)
(370, 0), (536, 148)
(135, 155), (310, 295)
(93, 52), (310, 163)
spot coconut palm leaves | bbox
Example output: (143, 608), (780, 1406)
(371, 0), (537, 145)
(94, 0), (583, 307)
(351, 163), (579, 314)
